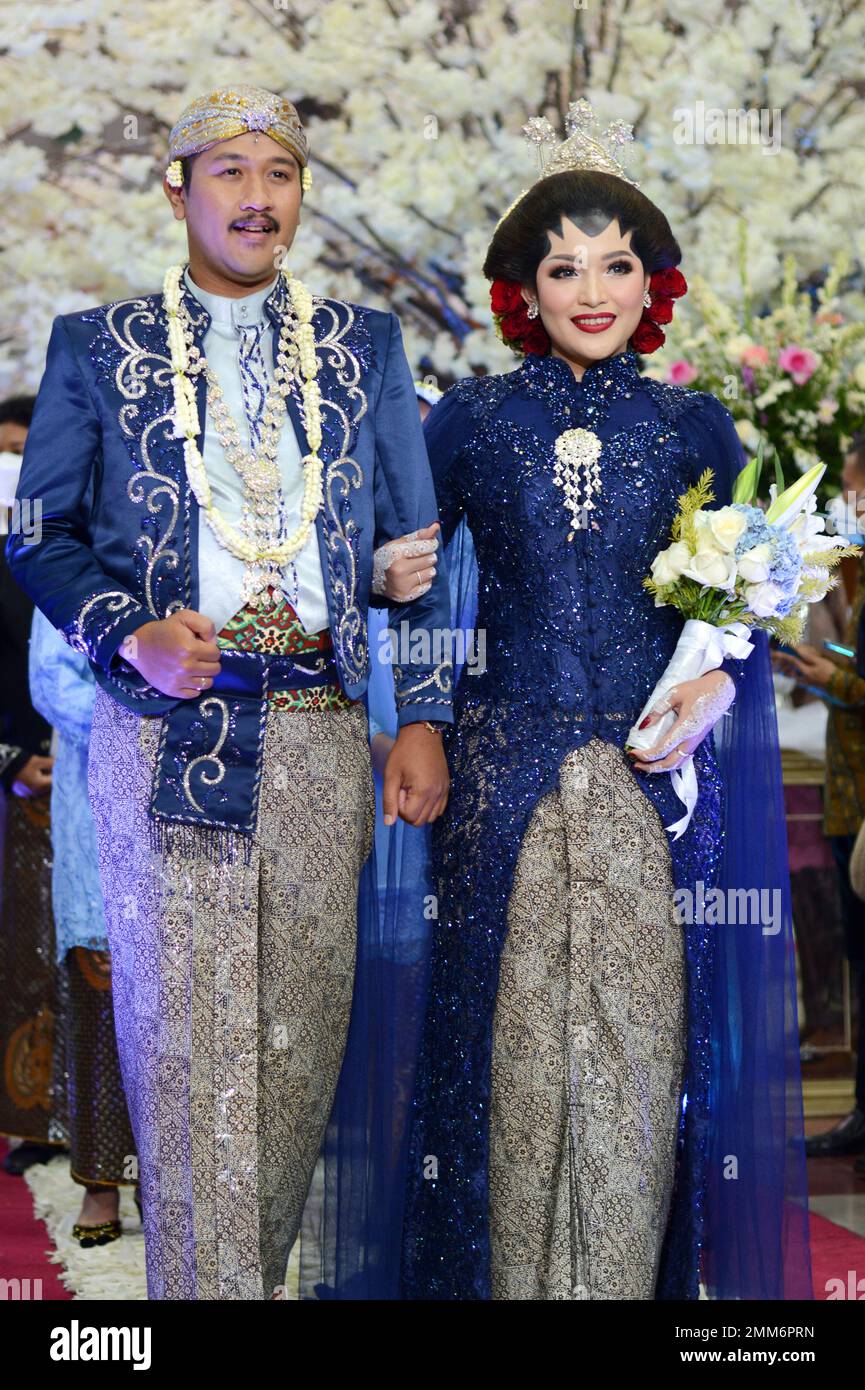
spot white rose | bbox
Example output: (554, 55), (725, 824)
(744, 580), (785, 618)
(707, 506), (747, 553)
(651, 540), (693, 587)
(737, 542), (772, 582)
(691, 512), (723, 554)
(681, 549), (738, 591)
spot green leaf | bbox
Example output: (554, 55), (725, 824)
(732, 437), (765, 506)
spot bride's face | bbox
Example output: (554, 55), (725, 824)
(523, 216), (650, 368)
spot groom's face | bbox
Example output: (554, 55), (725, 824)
(165, 131), (303, 292)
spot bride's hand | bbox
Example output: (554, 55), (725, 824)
(371, 522), (440, 601)
(626, 670), (735, 774)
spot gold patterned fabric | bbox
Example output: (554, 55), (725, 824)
(0, 793), (66, 1145)
(87, 681), (374, 1299)
(489, 738), (686, 1300)
(167, 85), (309, 168)
(62, 947), (137, 1188)
(824, 554), (865, 837)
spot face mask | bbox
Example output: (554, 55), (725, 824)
(0, 450), (23, 535)
(0, 450), (22, 506)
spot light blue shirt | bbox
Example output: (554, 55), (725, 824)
(28, 606), (108, 961)
(183, 266), (329, 635)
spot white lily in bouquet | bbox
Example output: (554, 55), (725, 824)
(626, 442), (857, 837)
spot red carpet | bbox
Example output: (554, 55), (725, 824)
(810, 1208), (865, 1300)
(0, 1134), (862, 1301)
(0, 1138), (71, 1299)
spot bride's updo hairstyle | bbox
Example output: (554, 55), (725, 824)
(483, 170), (686, 357)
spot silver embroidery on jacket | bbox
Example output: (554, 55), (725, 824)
(312, 297), (369, 685)
(182, 697), (230, 812)
(65, 589), (142, 660)
(103, 298), (185, 617)
(393, 661), (454, 705)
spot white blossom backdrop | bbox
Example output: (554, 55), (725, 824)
(2, 0), (865, 394)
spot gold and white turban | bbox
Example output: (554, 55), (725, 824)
(165, 84), (309, 185)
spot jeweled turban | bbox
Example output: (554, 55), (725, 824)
(167, 84), (309, 168)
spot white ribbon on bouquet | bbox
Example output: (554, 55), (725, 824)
(626, 618), (755, 840)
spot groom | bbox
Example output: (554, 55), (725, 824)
(7, 85), (452, 1299)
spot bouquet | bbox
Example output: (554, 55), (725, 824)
(626, 444), (857, 837)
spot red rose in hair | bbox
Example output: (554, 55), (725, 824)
(649, 298), (674, 325)
(522, 321), (551, 355)
(490, 277), (551, 355)
(649, 267), (687, 301)
(631, 318), (666, 354)
(499, 307), (528, 340)
(629, 266), (688, 355)
(490, 279), (525, 316)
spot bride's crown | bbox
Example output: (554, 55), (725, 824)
(496, 98), (640, 228)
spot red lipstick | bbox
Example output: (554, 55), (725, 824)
(571, 314), (616, 334)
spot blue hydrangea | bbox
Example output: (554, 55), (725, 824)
(722, 503), (802, 602)
(730, 504), (772, 555)
(766, 529), (802, 590)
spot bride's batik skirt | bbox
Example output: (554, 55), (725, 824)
(86, 596), (374, 1299)
(489, 737), (686, 1299)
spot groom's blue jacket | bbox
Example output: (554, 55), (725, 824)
(6, 275), (453, 726)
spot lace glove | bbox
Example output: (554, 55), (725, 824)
(626, 670), (736, 773)
(372, 523), (440, 601)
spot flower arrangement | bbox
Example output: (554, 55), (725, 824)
(656, 231), (865, 496)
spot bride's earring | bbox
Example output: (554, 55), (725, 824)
(526, 300), (539, 319)
(643, 288), (652, 307)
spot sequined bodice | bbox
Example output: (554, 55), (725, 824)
(434, 350), (715, 724)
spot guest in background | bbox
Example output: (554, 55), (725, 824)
(29, 605), (138, 1246)
(776, 431), (865, 1160)
(0, 394), (65, 1173)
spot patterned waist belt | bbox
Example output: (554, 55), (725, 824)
(148, 589), (358, 853)
(215, 585), (356, 713)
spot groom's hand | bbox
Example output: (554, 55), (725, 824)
(120, 610), (223, 698)
(383, 723), (450, 827)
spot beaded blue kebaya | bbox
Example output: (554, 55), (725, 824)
(400, 348), (748, 1300)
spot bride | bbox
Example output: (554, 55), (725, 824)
(375, 109), (811, 1301)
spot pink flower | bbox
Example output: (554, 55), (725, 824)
(741, 344), (769, 367)
(778, 345), (819, 386)
(667, 359), (698, 385)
